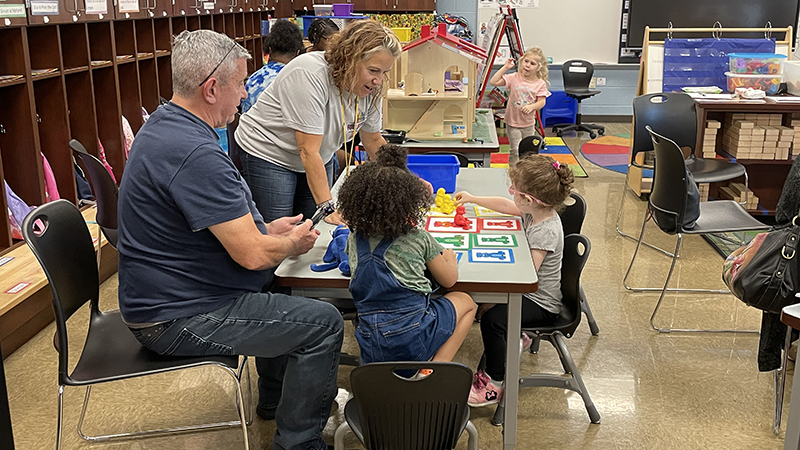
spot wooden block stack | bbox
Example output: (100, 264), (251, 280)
(793, 117), (800, 156)
(719, 182), (759, 210)
(702, 120), (720, 158)
(722, 113), (792, 160)
(698, 183), (709, 202)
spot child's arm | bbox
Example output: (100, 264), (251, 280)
(427, 248), (459, 288)
(521, 97), (546, 115)
(489, 58), (516, 87)
(530, 249), (547, 272)
(453, 191), (521, 216)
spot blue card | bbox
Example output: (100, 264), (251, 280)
(468, 248), (515, 263)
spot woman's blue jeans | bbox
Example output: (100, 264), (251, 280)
(129, 292), (344, 450)
(240, 152), (334, 223)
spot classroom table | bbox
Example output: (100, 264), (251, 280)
(275, 168), (537, 450)
(782, 303), (800, 450)
(402, 108), (500, 167)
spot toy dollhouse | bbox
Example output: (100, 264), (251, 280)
(383, 24), (488, 141)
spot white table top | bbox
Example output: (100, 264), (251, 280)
(275, 168), (537, 294)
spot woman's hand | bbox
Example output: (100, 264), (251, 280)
(503, 58), (516, 70)
(453, 191), (475, 206)
(323, 210), (346, 225)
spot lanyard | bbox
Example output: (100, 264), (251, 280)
(340, 93), (359, 177)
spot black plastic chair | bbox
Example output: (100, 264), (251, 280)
(227, 112), (244, 172)
(518, 135), (546, 160)
(622, 127), (768, 333)
(616, 93), (749, 253)
(69, 139), (118, 250)
(333, 361), (478, 450)
(493, 234), (600, 426)
(559, 193), (599, 336)
(552, 60), (605, 139)
(21, 200), (252, 449)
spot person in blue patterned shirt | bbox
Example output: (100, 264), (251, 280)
(241, 20), (304, 113)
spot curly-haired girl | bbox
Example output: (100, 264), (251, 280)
(338, 144), (476, 365)
(454, 154), (574, 406)
(236, 20), (401, 226)
(490, 47), (551, 167)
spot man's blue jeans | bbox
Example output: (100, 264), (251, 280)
(240, 152), (334, 223)
(129, 292), (344, 450)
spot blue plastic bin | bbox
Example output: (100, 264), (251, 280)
(407, 155), (460, 193)
(540, 91), (577, 127)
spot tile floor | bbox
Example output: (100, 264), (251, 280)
(4, 123), (790, 449)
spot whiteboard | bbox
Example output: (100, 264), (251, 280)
(476, 0), (624, 64)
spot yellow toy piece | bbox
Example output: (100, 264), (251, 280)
(432, 188), (455, 214)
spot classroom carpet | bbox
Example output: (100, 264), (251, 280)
(579, 133), (640, 175)
(494, 136), (588, 178)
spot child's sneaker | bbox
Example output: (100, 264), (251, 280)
(520, 333), (532, 356)
(468, 370), (504, 407)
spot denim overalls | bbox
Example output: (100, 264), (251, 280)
(350, 232), (452, 364)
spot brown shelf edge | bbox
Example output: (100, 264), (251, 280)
(0, 78), (26, 88)
(31, 71), (61, 81)
(63, 66), (90, 75)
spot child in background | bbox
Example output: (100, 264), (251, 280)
(454, 154), (574, 406)
(337, 144), (476, 365)
(306, 18), (340, 53)
(490, 47), (551, 167)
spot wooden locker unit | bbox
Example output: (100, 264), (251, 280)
(0, 0), (27, 28)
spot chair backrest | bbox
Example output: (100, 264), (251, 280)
(647, 126), (689, 234)
(519, 135), (545, 160)
(349, 361), (472, 450)
(631, 93), (697, 165)
(423, 151), (469, 168)
(561, 60), (594, 90)
(560, 233), (591, 338)
(227, 113), (244, 171)
(560, 192), (586, 236)
(69, 139), (119, 247)
(21, 200), (100, 383)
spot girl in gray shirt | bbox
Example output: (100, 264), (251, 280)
(454, 154), (575, 407)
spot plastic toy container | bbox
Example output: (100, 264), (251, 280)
(725, 72), (782, 95)
(391, 27), (412, 42)
(407, 155), (460, 193)
(783, 60), (800, 96)
(332, 3), (353, 16)
(312, 4), (333, 16)
(728, 53), (786, 74)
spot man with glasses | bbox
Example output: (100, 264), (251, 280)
(117, 29), (343, 450)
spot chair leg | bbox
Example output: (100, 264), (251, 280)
(95, 225), (103, 271)
(580, 284), (599, 336)
(775, 326), (793, 434)
(237, 356), (253, 425)
(491, 394), (505, 427)
(334, 422), (351, 450)
(465, 420), (479, 450)
(615, 171), (676, 258)
(529, 337), (541, 354)
(76, 365), (251, 444)
(56, 385), (65, 450)
(552, 333), (601, 424)
(622, 208), (652, 292)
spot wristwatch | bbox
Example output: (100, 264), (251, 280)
(316, 200), (334, 211)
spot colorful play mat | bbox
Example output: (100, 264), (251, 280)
(579, 134), (632, 174)
(493, 136), (588, 178)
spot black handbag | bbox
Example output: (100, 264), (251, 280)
(722, 215), (800, 313)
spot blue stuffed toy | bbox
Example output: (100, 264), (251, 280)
(310, 225), (351, 276)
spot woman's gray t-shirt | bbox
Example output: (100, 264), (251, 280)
(521, 214), (563, 314)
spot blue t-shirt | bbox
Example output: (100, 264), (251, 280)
(241, 60), (285, 113)
(118, 102), (269, 323)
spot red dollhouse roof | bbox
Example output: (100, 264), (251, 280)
(402, 23), (488, 64)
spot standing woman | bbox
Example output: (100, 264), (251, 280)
(235, 20), (401, 224)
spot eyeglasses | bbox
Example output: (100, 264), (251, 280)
(508, 185), (548, 206)
(198, 43), (237, 87)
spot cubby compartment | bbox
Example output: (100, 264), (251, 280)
(253, 37), (262, 69)
(225, 13), (236, 39)
(26, 26), (61, 79)
(244, 12), (254, 37)
(157, 55), (172, 100)
(114, 20), (136, 63)
(0, 28), (26, 86)
(212, 14), (223, 31)
(0, 84), (44, 206)
(138, 58), (160, 114)
(33, 77), (76, 203)
(154, 18), (172, 55)
(59, 24), (90, 73)
(91, 67), (125, 180)
(135, 19), (155, 58)
(0, 152), (12, 248)
(88, 22), (114, 68)
(65, 71), (100, 158)
(172, 17), (188, 34)
(187, 16), (201, 31)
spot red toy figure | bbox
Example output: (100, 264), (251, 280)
(453, 205), (470, 229)
(487, 220), (514, 228)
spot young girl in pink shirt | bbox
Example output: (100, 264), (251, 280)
(490, 47), (551, 167)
